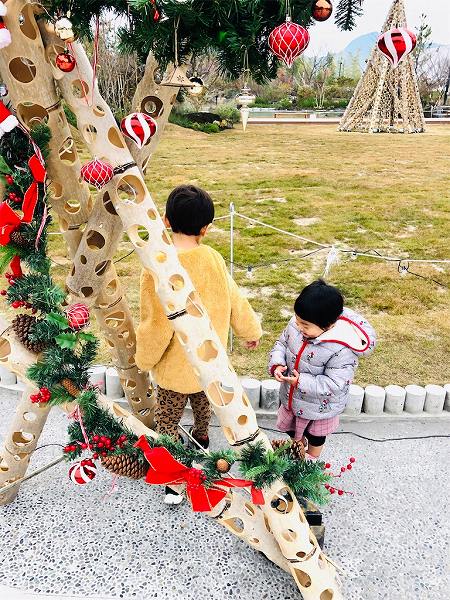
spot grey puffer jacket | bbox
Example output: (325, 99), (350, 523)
(268, 308), (376, 420)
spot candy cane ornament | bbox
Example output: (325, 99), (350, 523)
(69, 459), (97, 485)
(377, 28), (417, 68)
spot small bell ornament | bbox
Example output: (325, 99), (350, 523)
(55, 16), (76, 43)
(311, 0), (333, 22)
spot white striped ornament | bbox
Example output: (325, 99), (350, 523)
(377, 28), (417, 69)
(69, 459), (97, 485)
(120, 112), (158, 149)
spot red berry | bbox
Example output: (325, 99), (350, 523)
(97, 442), (104, 448)
(101, 451), (107, 457)
(64, 446), (70, 453)
(32, 308), (37, 314)
(100, 436), (107, 442)
(0, 290), (6, 296)
(6, 175), (13, 185)
(325, 463), (331, 469)
(338, 490), (344, 496)
(93, 453), (99, 459)
(329, 488), (335, 494)
(347, 464), (352, 470)
(81, 443), (88, 450)
(324, 483), (330, 489)
(8, 192), (15, 199)
(12, 301), (21, 308)
(349, 457), (356, 463)
(341, 467), (346, 473)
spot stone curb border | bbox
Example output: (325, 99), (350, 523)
(1, 365), (449, 420)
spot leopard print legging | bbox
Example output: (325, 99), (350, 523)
(155, 386), (212, 439)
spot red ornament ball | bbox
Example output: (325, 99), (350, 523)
(81, 158), (114, 190)
(66, 303), (90, 330)
(56, 52), (76, 73)
(120, 112), (158, 149)
(377, 28), (417, 69)
(311, 0), (333, 22)
(69, 459), (97, 485)
(268, 18), (310, 68)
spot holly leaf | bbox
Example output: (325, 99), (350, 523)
(46, 312), (69, 330)
(77, 332), (96, 343)
(55, 332), (77, 349)
(0, 155), (12, 174)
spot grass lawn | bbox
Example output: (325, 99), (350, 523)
(49, 123), (450, 387)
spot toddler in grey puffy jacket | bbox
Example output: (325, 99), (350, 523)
(269, 280), (376, 460)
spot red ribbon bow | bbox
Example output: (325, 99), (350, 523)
(135, 437), (264, 512)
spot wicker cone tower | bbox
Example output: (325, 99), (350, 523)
(0, 3), (343, 598)
(339, 0), (425, 134)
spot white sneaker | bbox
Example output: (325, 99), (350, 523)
(164, 487), (184, 505)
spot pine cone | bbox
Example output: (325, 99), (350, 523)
(61, 378), (80, 398)
(271, 438), (306, 461)
(101, 453), (148, 480)
(10, 231), (31, 249)
(12, 314), (47, 353)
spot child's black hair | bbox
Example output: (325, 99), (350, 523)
(294, 279), (344, 329)
(166, 185), (215, 236)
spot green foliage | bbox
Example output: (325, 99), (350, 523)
(169, 112), (223, 134)
(215, 104), (241, 124)
(63, 102), (78, 129)
(7, 274), (65, 313)
(42, 1), (364, 82)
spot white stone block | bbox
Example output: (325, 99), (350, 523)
(404, 384), (426, 414)
(0, 366), (16, 385)
(106, 367), (124, 399)
(344, 384), (364, 415)
(384, 385), (406, 415)
(363, 385), (385, 415)
(260, 379), (280, 411)
(424, 384), (445, 414)
(240, 377), (261, 411)
(88, 364), (106, 394)
(445, 384), (450, 411)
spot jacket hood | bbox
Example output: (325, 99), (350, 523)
(313, 309), (373, 354)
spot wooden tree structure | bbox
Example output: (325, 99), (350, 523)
(339, 0), (425, 133)
(0, 1), (373, 597)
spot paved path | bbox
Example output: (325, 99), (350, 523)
(0, 393), (448, 599)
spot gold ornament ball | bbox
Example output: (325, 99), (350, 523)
(216, 459), (231, 473)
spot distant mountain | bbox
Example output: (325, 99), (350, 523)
(337, 32), (450, 72)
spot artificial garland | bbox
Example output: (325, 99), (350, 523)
(0, 118), (334, 507)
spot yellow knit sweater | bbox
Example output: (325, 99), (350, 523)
(135, 244), (262, 394)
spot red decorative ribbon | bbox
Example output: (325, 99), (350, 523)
(135, 437), (264, 512)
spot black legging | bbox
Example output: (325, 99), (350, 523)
(287, 429), (326, 447)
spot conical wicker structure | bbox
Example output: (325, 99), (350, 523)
(101, 453), (148, 479)
(339, 0), (425, 134)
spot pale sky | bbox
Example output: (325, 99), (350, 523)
(305, 0), (450, 55)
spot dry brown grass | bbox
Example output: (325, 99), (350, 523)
(49, 123), (450, 387)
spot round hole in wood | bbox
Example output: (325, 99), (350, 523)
(103, 191), (118, 216)
(282, 529), (297, 542)
(222, 426), (237, 445)
(223, 517), (244, 534)
(108, 127), (126, 148)
(0, 339), (11, 362)
(86, 230), (106, 250)
(206, 381), (234, 407)
(9, 57), (36, 83)
(19, 5), (39, 40)
(293, 569), (311, 589)
(95, 260), (111, 277)
(320, 591), (334, 600)
(249, 538), (260, 545)
(80, 255), (87, 265)
(186, 291), (204, 318)
(59, 137), (76, 165)
(197, 339), (218, 362)
(116, 175), (146, 204)
(81, 286), (93, 297)
(124, 379), (136, 390)
(296, 551), (306, 559)
(127, 224), (149, 248)
(105, 311), (126, 329)
(155, 251), (167, 263)
(147, 209), (158, 220)
(93, 105), (106, 117)
(141, 95), (164, 118)
(12, 431), (35, 446)
(72, 79), (89, 99)
(23, 412), (37, 422)
(0, 457), (9, 472)
(169, 274), (185, 291)
(244, 502), (255, 516)
(237, 414), (248, 426)
(64, 199), (81, 214)
(48, 181), (63, 200)
(117, 330), (130, 340)
(299, 510), (307, 523)
(270, 487), (294, 514)
(263, 513), (271, 533)
(161, 230), (171, 245)
(242, 395), (250, 408)
(105, 279), (118, 295)
(177, 332), (188, 345)
(16, 103), (48, 128)
(166, 302), (176, 312)
(83, 124), (97, 144)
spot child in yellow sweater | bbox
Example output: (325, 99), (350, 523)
(135, 185), (262, 503)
